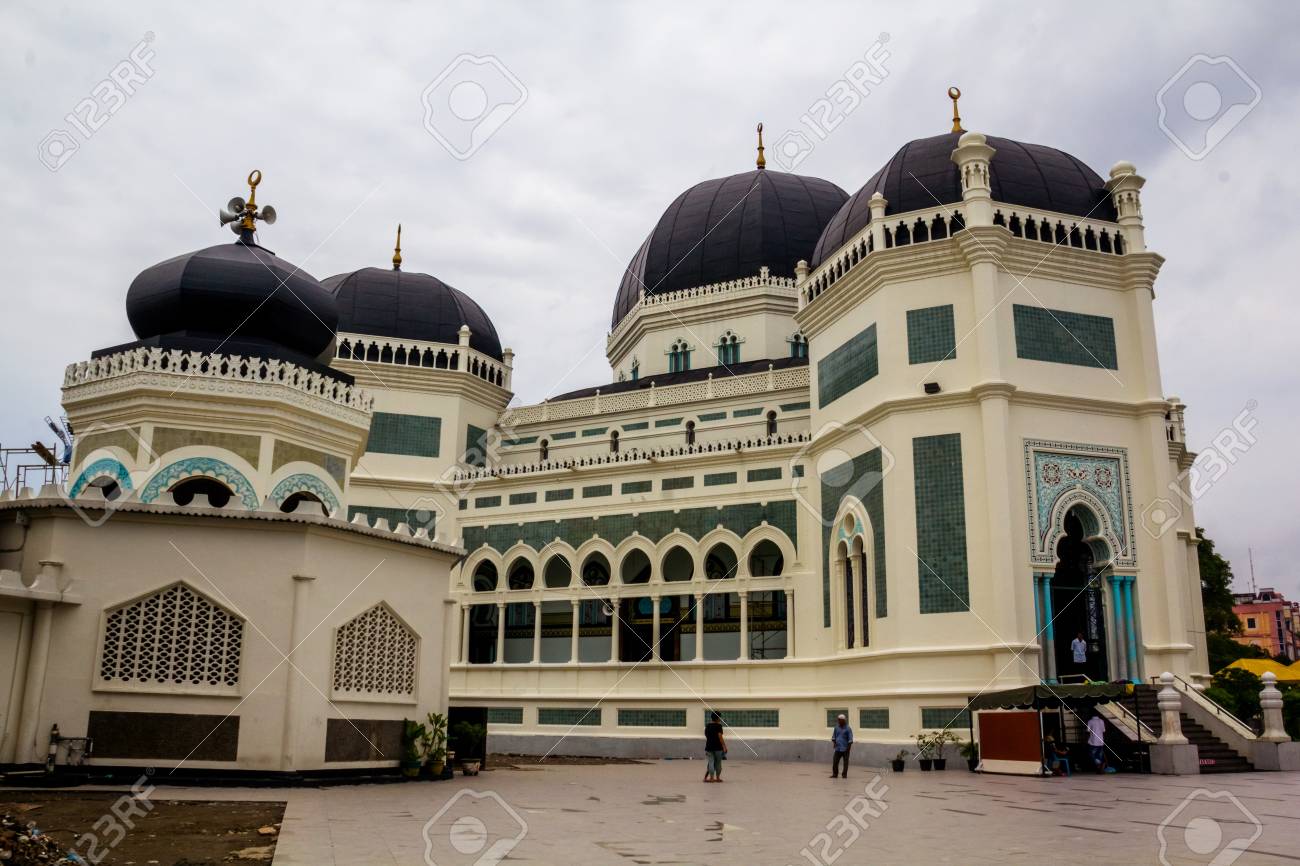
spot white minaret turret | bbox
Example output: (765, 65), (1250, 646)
(868, 192), (888, 250)
(1106, 160), (1146, 253)
(950, 131), (997, 227)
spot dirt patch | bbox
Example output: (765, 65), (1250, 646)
(488, 753), (647, 768)
(0, 793), (285, 866)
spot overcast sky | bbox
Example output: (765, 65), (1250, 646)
(2, 1), (1296, 600)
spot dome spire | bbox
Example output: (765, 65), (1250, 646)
(948, 86), (965, 133)
(755, 122), (766, 170)
(392, 223), (403, 271)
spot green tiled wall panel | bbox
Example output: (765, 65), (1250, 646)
(662, 476), (695, 491)
(618, 709), (688, 727)
(487, 707), (524, 724)
(859, 708), (890, 729)
(508, 492), (537, 506)
(538, 707), (601, 726)
(921, 707), (971, 730)
(464, 424), (488, 467)
(582, 484), (613, 498)
(623, 422), (650, 431)
(552, 431), (577, 440)
(747, 467), (782, 482)
(698, 411), (727, 422)
(503, 436), (538, 447)
(906, 304), (957, 364)
(367, 412), (442, 458)
(475, 495), (502, 508)
(621, 480), (652, 494)
(780, 401), (811, 412)
(732, 407), (764, 418)
(703, 472), (737, 487)
(817, 323), (878, 408)
(826, 708), (849, 727)
(655, 417), (683, 428)
(1012, 304), (1118, 369)
(913, 433), (969, 614)
(582, 427), (608, 437)
(820, 449), (888, 625)
(545, 488), (574, 502)
(717, 709), (779, 728)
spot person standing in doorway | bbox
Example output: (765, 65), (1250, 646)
(704, 711), (726, 782)
(831, 714), (854, 778)
(1071, 631), (1089, 678)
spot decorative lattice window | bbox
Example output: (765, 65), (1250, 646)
(99, 583), (243, 690)
(332, 603), (418, 699)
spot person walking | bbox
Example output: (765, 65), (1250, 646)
(704, 711), (727, 782)
(1086, 709), (1107, 772)
(830, 714), (853, 778)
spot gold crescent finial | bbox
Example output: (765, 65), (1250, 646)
(246, 169), (262, 207)
(756, 122), (766, 170)
(392, 223), (403, 271)
(948, 87), (964, 133)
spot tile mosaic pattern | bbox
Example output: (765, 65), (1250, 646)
(1012, 304), (1118, 369)
(820, 449), (887, 625)
(780, 401), (811, 412)
(1024, 440), (1135, 569)
(906, 304), (957, 364)
(662, 476), (695, 491)
(717, 709), (779, 728)
(704, 472), (737, 487)
(817, 323), (877, 408)
(463, 501), (799, 555)
(698, 411), (727, 422)
(475, 495), (502, 509)
(538, 707), (602, 726)
(655, 417), (684, 428)
(618, 708), (688, 727)
(273, 440), (347, 486)
(859, 708), (890, 729)
(546, 488), (575, 502)
(464, 425), (489, 468)
(747, 467), (782, 482)
(139, 456), (259, 509)
(582, 484), (613, 498)
(913, 433), (969, 614)
(270, 473), (340, 513)
(367, 412), (442, 458)
(621, 480), (652, 494)
(552, 431), (577, 440)
(487, 707), (524, 724)
(622, 421), (650, 431)
(582, 427), (608, 437)
(509, 491), (537, 506)
(921, 707), (972, 730)
(733, 407), (764, 418)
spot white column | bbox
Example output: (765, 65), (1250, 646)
(1105, 161), (1147, 254)
(868, 192), (888, 250)
(610, 599), (620, 663)
(531, 600), (542, 664)
(570, 599), (580, 662)
(693, 593), (705, 661)
(281, 574), (315, 771)
(851, 561), (864, 650)
(1156, 672), (1188, 744)
(494, 601), (506, 665)
(738, 591), (749, 661)
(651, 595), (661, 661)
(460, 605), (471, 663)
(15, 602), (54, 764)
(784, 589), (795, 658)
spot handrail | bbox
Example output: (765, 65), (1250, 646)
(1102, 699), (1155, 741)
(1150, 674), (1257, 739)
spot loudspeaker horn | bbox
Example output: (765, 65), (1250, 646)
(260, 205), (277, 225)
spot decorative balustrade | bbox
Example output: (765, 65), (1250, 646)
(451, 431), (811, 482)
(502, 364), (809, 426)
(801, 202), (1129, 307)
(63, 347), (373, 411)
(335, 333), (508, 389)
(609, 267), (799, 345)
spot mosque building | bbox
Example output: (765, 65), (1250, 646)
(0, 94), (1209, 771)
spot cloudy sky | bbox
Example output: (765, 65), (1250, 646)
(2, 1), (1296, 599)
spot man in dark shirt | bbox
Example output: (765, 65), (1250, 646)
(704, 711), (726, 782)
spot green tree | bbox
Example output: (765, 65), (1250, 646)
(1198, 528), (1241, 634)
(1207, 631), (1268, 674)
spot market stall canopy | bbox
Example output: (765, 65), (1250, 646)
(968, 683), (1134, 712)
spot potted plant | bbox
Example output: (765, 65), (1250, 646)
(452, 720), (487, 775)
(401, 718), (427, 779)
(890, 749), (910, 772)
(931, 730), (958, 771)
(913, 733), (934, 771)
(959, 740), (980, 772)
(420, 712), (448, 778)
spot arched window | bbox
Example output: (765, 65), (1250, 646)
(472, 561), (498, 592)
(543, 555), (572, 588)
(170, 477), (234, 508)
(668, 339), (691, 373)
(789, 333), (808, 359)
(581, 552), (611, 586)
(748, 539), (784, 576)
(280, 491), (325, 514)
(685, 421), (696, 446)
(621, 548), (652, 584)
(100, 583), (243, 689)
(630, 359), (640, 382)
(766, 411), (778, 438)
(539, 439), (549, 462)
(507, 559), (534, 590)
(662, 546), (694, 582)
(705, 543), (738, 580)
(610, 430), (620, 453)
(716, 332), (740, 366)
(332, 603), (417, 698)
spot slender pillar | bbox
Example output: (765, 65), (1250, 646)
(651, 595), (661, 661)
(738, 591), (749, 661)
(281, 574), (315, 770)
(1109, 576), (1128, 681)
(15, 602), (55, 764)
(1033, 575), (1044, 677)
(1041, 575), (1057, 683)
(850, 559), (864, 650)
(460, 604), (471, 663)
(610, 599), (620, 663)
(494, 601), (506, 665)
(570, 599), (580, 663)
(693, 593), (705, 661)
(784, 589), (795, 658)
(531, 600), (542, 664)
(1122, 577), (1140, 681)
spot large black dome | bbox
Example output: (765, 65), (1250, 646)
(123, 239), (340, 366)
(811, 133), (1117, 267)
(323, 267), (503, 361)
(612, 169), (847, 327)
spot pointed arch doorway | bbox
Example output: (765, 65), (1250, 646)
(1042, 504), (1111, 682)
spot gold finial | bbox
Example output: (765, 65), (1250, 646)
(755, 122), (766, 170)
(241, 169), (263, 230)
(392, 223), (403, 271)
(948, 86), (964, 133)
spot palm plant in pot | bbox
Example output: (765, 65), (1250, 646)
(890, 749), (910, 772)
(420, 712), (449, 778)
(913, 733), (935, 771)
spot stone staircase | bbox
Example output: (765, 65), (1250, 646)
(1132, 685), (1254, 774)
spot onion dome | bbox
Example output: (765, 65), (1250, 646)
(118, 171), (341, 372)
(322, 225), (504, 361)
(812, 132), (1117, 267)
(612, 124), (848, 327)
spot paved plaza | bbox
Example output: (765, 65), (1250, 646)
(33, 760), (1297, 866)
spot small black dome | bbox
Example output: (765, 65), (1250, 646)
(811, 133), (1117, 267)
(322, 267), (504, 361)
(613, 169), (848, 327)
(124, 239), (339, 362)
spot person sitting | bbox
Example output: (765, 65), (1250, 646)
(1042, 735), (1071, 777)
